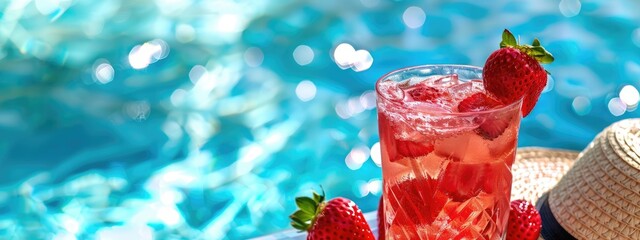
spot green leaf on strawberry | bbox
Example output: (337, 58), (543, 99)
(532, 38), (540, 47)
(290, 190), (375, 239)
(291, 194), (321, 231)
(500, 29), (518, 48)
(296, 197), (318, 214)
(312, 190), (325, 203)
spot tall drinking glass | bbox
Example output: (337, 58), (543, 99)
(376, 65), (522, 239)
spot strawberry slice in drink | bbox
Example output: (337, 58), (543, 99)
(476, 115), (512, 140)
(457, 92), (503, 112)
(378, 112), (434, 162)
(440, 162), (484, 202)
(441, 161), (509, 202)
(387, 178), (448, 226)
(394, 139), (434, 161)
(458, 92), (513, 140)
(407, 86), (445, 102)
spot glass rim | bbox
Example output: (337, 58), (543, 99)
(375, 64), (523, 116)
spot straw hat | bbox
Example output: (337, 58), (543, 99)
(536, 118), (640, 239)
(510, 147), (579, 205)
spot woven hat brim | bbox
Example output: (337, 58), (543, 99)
(548, 120), (640, 239)
(511, 147), (579, 205)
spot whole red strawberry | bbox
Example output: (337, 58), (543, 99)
(290, 190), (375, 240)
(507, 199), (542, 240)
(483, 29), (554, 117)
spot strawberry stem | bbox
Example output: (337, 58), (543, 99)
(290, 190), (326, 232)
(499, 29), (555, 64)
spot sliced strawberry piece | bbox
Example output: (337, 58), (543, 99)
(379, 112), (435, 162)
(457, 93), (504, 112)
(506, 200), (542, 240)
(441, 162), (484, 201)
(458, 92), (512, 140)
(407, 86), (443, 102)
(387, 178), (447, 226)
(393, 140), (434, 161)
(441, 162), (510, 202)
(481, 162), (511, 195)
(475, 115), (511, 140)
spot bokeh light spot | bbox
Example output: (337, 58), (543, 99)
(347, 97), (365, 115)
(93, 60), (114, 84)
(559, 0), (581, 17)
(608, 97), (626, 116)
(367, 179), (382, 196)
(333, 43), (356, 69)
(128, 39), (170, 69)
(572, 96), (591, 116)
(189, 65), (208, 84)
(335, 102), (350, 119)
(402, 6), (426, 29)
(351, 50), (373, 72)
(370, 142), (381, 167)
(619, 85), (639, 107)
(170, 89), (187, 106)
(293, 45), (314, 66)
(332, 44), (374, 72)
(244, 47), (264, 67)
(359, 91), (377, 110)
(295, 80), (316, 102)
(176, 24), (196, 43)
(345, 145), (370, 170)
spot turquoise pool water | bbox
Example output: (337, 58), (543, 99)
(1, 0), (640, 239)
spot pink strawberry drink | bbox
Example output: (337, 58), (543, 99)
(377, 65), (522, 239)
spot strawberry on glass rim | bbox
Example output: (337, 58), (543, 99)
(483, 29), (554, 117)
